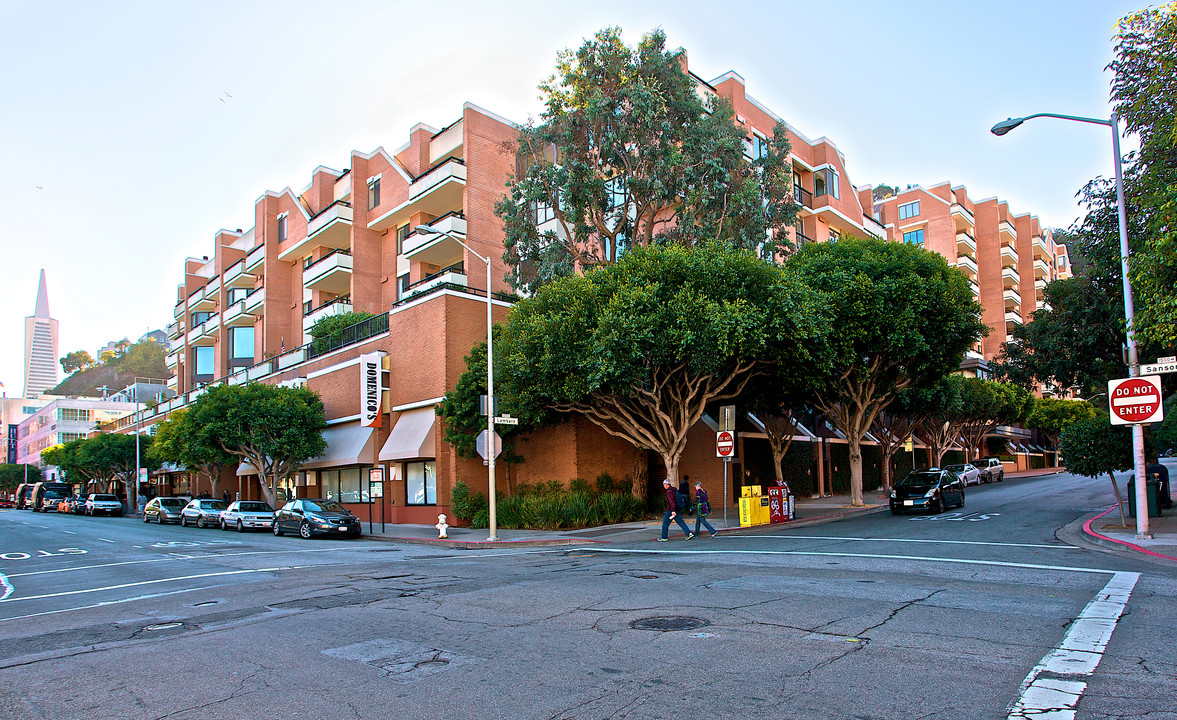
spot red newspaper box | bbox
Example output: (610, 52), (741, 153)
(768, 486), (794, 523)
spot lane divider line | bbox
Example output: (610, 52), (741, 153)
(0, 572), (12, 601)
(0, 566), (307, 604)
(0, 585), (224, 624)
(1006, 571), (1139, 719)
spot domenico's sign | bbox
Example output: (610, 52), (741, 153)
(360, 353), (383, 428)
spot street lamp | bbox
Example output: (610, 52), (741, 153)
(991, 111), (1151, 539)
(413, 224), (499, 541)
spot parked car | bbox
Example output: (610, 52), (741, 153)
(31, 482), (74, 512)
(65, 496), (88, 515)
(143, 497), (187, 524)
(14, 483), (34, 510)
(219, 501), (275, 532)
(180, 499), (229, 528)
(944, 463), (982, 487)
(978, 457), (1005, 483)
(273, 498), (361, 539)
(0, 498), (14, 509)
(55, 496), (75, 513)
(86, 494), (124, 516)
(890, 468), (965, 515)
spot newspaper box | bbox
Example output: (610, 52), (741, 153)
(768, 487), (795, 523)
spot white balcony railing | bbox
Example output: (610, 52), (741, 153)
(954, 254), (979, 277)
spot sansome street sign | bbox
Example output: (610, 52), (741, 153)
(716, 430), (735, 458)
(1141, 359), (1177, 375)
(1108, 375), (1164, 425)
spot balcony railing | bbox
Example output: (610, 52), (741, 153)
(402, 263), (467, 300)
(794, 186), (813, 209)
(307, 312), (390, 359)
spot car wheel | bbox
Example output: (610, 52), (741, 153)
(143, 513), (149, 523)
(891, 508), (901, 516)
(932, 497), (945, 514)
(998, 472), (1004, 482)
(180, 515), (188, 527)
(219, 520), (227, 531)
(237, 520), (245, 533)
(299, 522), (313, 539)
(957, 491), (966, 508)
(196, 517), (205, 529)
(273, 521), (284, 536)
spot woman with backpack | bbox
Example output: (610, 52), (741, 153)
(693, 481), (718, 537)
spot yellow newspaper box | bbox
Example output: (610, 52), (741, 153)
(739, 486), (768, 526)
(756, 496), (771, 525)
(739, 496), (754, 526)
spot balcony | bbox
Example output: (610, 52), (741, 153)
(950, 203), (975, 231)
(166, 321), (182, 340)
(303, 249), (353, 295)
(223, 296), (261, 327)
(1005, 310), (1023, 328)
(954, 254), (979, 277)
(1033, 257), (1052, 279)
(305, 200), (353, 251)
(968, 280), (980, 298)
(368, 158), (467, 232)
(955, 231), (976, 258)
(1000, 243), (1019, 267)
(245, 244), (265, 273)
(402, 221), (467, 268)
(188, 284), (217, 312)
(794, 185), (813, 210)
(1003, 287), (1022, 311)
(999, 220), (1018, 239)
(862, 214), (885, 240)
(223, 260), (258, 289)
(166, 345), (180, 368)
(173, 302), (184, 318)
(1002, 267), (1020, 289)
(244, 286), (265, 313)
(1031, 235), (1052, 260)
(187, 313), (220, 346)
(303, 297), (354, 333)
(403, 264), (468, 301)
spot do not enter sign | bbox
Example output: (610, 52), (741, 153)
(1108, 375), (1165, 425)
(716, 430), (735, 458)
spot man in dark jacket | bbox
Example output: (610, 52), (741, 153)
(1147, 462), (1171, 509)
(659, 478), (695, 541)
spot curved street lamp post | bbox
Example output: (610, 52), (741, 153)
(991, 111), (1151, 538)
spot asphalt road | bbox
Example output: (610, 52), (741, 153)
(1, 471), (1173, 720)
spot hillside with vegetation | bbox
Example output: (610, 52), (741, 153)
(48, 340), (169, 397)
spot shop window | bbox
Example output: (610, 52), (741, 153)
(406, 461), (437, 505)
(898, 201), (920, 220)
(340, 467), (364, 502)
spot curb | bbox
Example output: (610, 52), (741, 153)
(363, 535), (606, 549)
(1080, 505), (1177, 563)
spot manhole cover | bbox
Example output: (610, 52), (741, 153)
(144, 622), (183, 631)
(630, 616), (710, 632)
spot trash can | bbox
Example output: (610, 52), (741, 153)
(1127, 479), (1161, 518)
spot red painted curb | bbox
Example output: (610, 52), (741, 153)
(1082, 505), (1177, 562)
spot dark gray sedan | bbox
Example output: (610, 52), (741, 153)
(889, 468), (965, 515)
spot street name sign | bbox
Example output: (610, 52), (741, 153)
(1141, 358), (1177, 375)
(493, 415), (519, 425)
(716, 430), (735, 458)
(1107, 375), (1164, 425)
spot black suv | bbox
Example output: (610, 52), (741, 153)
(978, 457), (1005, 483)
(274, 498), (361, 539)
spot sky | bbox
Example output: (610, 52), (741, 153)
(0, 0), (1147, 395)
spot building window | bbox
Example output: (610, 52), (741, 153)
(898, 201), (920, 220)
(229, 326), (255, 364)
(903, 229), (925, 245)
(58, 432), (86, 444)
(226, 287), (247, 305)
(278, 215), (288, 243)
(368, 178), (380, 210)
(396, 225), (410, 255)
(828, 228), (842, 243)
(194, 346), (215, 378)
(605, 177), (626, 211)
(814, 167), (840, 200)
(57, 408), (92, 422)
(405, 461), (437, 505)
(192, 311), (212, 326)
(397, 273), (410, 301)
(530, 200), (556, 225)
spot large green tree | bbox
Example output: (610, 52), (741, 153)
(1060, 416), (1154, 526)
(497, 27), (798, 295)
(956, 379), (1032, 461)
(497, 241), (826, 496)
(148, 408), (239, 500)
(60, 350), (95, 375)
(787, 237), (987, 506)
(41, 439), (101, 493)
(187, 383), (327, 508)
(0, 464), (41, 493)
(1026, 397), (1099, 451)
(1112, 3), (1177, 347)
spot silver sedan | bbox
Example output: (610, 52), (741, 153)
(219, 501), (275, 532)
(944, 463), (982, 487)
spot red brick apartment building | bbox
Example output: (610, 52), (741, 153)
(101, 62), (1063, 521)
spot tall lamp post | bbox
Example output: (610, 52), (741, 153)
(414, 225), (499, 541)
(991, 111), (1151, 539)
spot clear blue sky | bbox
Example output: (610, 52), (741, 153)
(0, 0), (1145, 393)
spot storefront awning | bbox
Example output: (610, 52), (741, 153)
(237, 462), (257, 476)
(160, 463), (185, 473)
(302, 423), (377, 469)
(378, 408), (436, 461)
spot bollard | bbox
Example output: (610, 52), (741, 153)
(435, 513), (449, 539)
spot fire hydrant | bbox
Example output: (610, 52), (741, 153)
(435, 514), (449, 539)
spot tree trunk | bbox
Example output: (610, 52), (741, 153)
(1109, 472), (1127, 527)
(880, 445), (896, 490)
(257, 475), (278, 510)
(662, 453), (680, 492)
(847, 434), (864, 507)
(630, 449), (648, 501)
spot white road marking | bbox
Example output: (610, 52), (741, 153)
(0, 566), (307, 604)
(0, 572), (12, 601)
(97, 538), (115, 543)
(0, 585), (224, 623)
(1006, 571), (1139, 719)
(725, 534), (1068, 550)
(5, 545), (388, 578)
(63, 531), (76, 535)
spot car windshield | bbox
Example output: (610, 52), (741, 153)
(93, 494), (118, 501)
(44, 490), (70, 499)
(944, 465), (968, 472)
(303, 500), (346, 513)
(239, 502), (273, 512)
(201, 501), (228, 510)
(159, 499), (186, 507)
(896, 472), (941, 487)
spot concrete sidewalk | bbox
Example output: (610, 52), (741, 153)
(1082, 506), (1177, 564)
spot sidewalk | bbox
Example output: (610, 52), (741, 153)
(355, 490), (888, 548)
(1082, 505), (1177, 563)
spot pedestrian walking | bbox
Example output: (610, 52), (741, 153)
(678, 475), (693, 517)
(693, 481), (718, 537)
(659, 478), (694, 541)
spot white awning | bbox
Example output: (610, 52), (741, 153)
(237, 462), (257, 476)
(160, 463), (185, 473)
(302, 423), (377, 469)
(379, 408), (436, 461)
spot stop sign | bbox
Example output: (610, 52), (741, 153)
(716, 430), (735, 458)
(1108, 375), (1164, 425)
